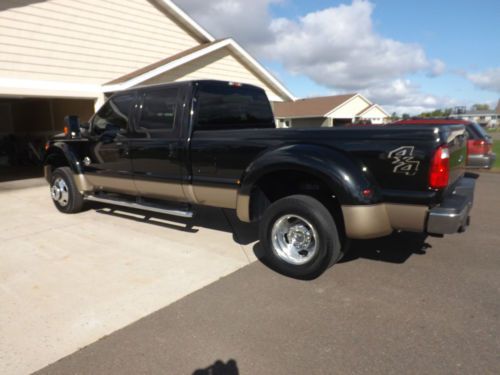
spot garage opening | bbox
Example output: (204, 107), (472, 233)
(333, 118), (353, 127)
(0, 97), (94, 182)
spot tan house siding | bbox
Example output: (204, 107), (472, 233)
(0, 0), (201, 84)
(142, 48), (285, 101)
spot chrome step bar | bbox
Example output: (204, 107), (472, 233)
(85, 195), (194, 218)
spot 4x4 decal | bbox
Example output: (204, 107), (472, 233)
(388, 146), (420, 176)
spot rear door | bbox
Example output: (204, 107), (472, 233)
(84, 92), (137, 195)
(129, 86), (187, 201)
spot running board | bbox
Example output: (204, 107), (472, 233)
(85, 195), (194, 218)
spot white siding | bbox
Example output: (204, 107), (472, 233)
(0, 0), (201, 84)
(360, 106), (389, 124)
(142, 48), (284, 102)
(328, 96), (370, 119)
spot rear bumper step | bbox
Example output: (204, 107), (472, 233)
(426, 177), (475, 235)
(85, 195), (194, 218)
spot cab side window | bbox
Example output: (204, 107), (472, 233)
(92, 94), (134, 135)
(138, 88), (179, 132)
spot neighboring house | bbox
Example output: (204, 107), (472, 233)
(273, 94), (390, 128)
(0, 0), (294, 139)
(450, 100), (500, 128)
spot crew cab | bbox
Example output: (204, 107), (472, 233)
(393, 119), (496, 169)
(43, 80), (476, 278)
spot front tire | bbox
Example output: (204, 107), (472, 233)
(259, 195), (343, 279)
(50, 167), (84, 214)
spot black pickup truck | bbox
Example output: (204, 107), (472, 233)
(44, 80), (475, 278)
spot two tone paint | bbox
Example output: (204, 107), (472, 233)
(44, 81), (468, 239)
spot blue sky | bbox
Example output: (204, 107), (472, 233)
(179, 0), (500, 114)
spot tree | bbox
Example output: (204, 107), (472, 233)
(402, 113), (410, 120)
(391, 112), (400, 120)
(416, 108), (453, 118)
(472, 104), (490, 111)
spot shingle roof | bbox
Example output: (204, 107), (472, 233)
(496, 100), (500, 114)
(273, 94), (356, 118)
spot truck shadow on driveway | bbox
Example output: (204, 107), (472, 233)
(91, 203), (431, 266)
(340, 232), (431, 264)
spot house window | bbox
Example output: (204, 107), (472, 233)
(279, 119), (291, 128)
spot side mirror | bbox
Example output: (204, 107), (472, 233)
(64, 115), (81, 138)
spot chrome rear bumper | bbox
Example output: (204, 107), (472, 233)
(467, 153), (496, 169)
(426, 177), (475, 235)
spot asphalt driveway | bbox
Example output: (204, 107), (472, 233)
(1, 173), (499, 374)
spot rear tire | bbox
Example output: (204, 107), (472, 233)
(259, 195), (343, 279)
(50, 167), (84, 214)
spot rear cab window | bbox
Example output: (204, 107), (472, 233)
(138, 88), (179, 132)
(194, 82), (275, 131)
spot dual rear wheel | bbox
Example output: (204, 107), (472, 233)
(259, 195), (344, 279)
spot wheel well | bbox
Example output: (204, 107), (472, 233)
(249, 170), (345, 236)
(45, 150), (70, 172)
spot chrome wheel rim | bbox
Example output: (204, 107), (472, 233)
(271, 214), (319, 265)
(51, 177), (69, 207)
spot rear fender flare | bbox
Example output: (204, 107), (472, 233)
(236, 144), (380, 222)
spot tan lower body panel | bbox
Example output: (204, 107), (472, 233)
(342, 203), (428, 240)
(73, 173), (238, 209)
(135, 179), (185, 202)
(84, 174), (137, 195)
(192, 185), (238, 209)
(236, 194), (251, 222)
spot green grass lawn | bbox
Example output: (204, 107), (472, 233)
(493, 141), (500, 169)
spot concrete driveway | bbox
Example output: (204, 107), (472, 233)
(0, 178), (258, 375)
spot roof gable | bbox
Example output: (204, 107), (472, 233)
(357, 104), (390, 118)
(274, 94), (356, 118)
(103, 39), (295, 101)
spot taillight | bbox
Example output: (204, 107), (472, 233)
(429, 146), (449, 189)
(468, 140), (488, 156)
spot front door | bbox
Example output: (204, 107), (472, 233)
(129, 86), (186, 201)
(83, 92), (137, 195)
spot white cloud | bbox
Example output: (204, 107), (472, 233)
(176, 0), (453, 113)
(175, 0), (280, 48)
(467, 68), (500, 93)
(362, 79), (458, 115)
(260, 1), (441, 91)
(429, 59), (446, 77)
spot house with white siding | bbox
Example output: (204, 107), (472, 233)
(0, 0), (294, 139)
(274, 94), (390, 128)
(449, 100), (500, 128)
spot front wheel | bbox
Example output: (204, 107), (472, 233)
(50, 167), (84, 214)
(259, 195), (343, 279)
